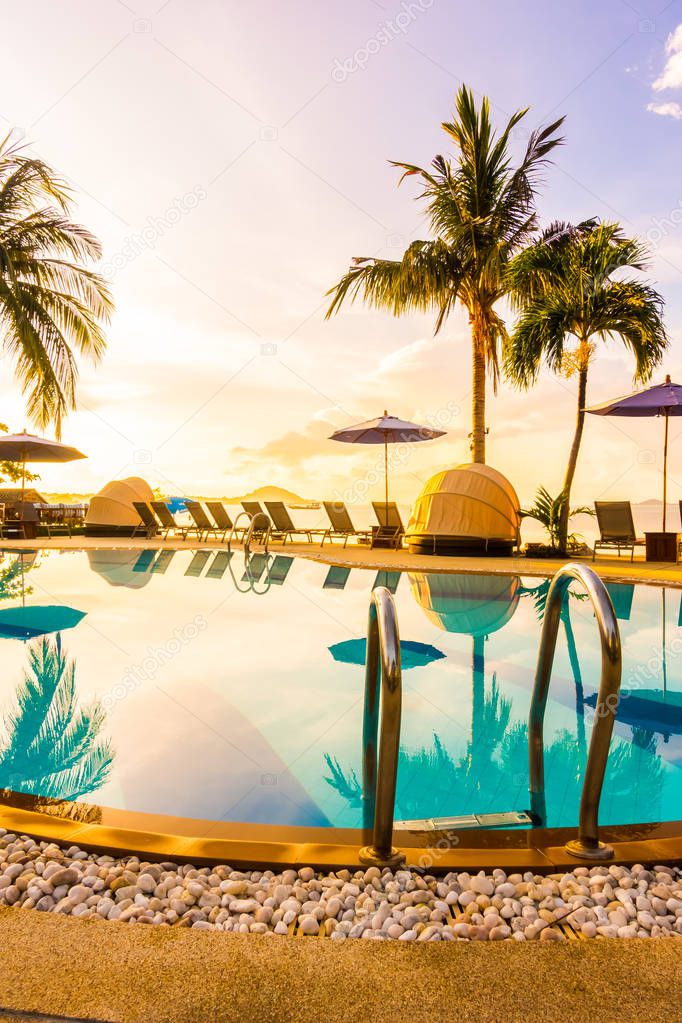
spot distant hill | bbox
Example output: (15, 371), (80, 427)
(222, 485), (317, 507)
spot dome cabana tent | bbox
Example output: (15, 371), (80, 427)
(85, 477), (154, 536)
(406, 464), (521, 556)
(409, 572), (520, 638)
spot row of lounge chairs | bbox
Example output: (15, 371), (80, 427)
(132, 499), (407, 548)
(127, 546), (402, 591)
(132, 497), (663, 562)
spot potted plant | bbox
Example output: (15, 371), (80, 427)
(521, 487), (592, 558)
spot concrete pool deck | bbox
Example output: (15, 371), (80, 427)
(0, 906), (679, 1023)
(2, 534), (682, 587)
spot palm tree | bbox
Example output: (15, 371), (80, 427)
(325, 87), (564, 463)
(505, 220), (667, 551)
(0, 135), (112, 436)
(0, 635), (113, 801)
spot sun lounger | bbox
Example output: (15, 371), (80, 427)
(371, 502), (405, 549)
(321, 501), (371, 547)
(373, 570), (401, 594)
(593, 502), (644, 561)
(151, 550), (176, 574)
(264, 501), (319, 544)
(132, 502), (159, 539)
(266, 555), (294, 585)
(184, 550), (211, 577)
(206, 551), (233, 579)
(132, 549), (156, 573)
(241, 501), (271, 540)
(151, 501), (188, 539)
(323, 565), (351, 590)
(604, 582), (634, 621)
(242, 552), (268, 582)
(185, 500), (221, 541)
(205, 501), (244, 542)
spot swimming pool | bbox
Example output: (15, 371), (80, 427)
(0, 548), (679, 834)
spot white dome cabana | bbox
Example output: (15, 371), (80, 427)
(406, 464), (521, 556)
(85, 477), (154, 536)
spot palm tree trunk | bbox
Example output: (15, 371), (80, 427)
(471, 313), (486, 464)
(558, 353), (589, 553)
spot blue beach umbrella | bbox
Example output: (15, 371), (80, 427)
(0, 604), (85, 640)
(166, 497), (187, 514)
(329, 637), (445, 670)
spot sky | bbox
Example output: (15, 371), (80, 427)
(2, 0), (682, 508)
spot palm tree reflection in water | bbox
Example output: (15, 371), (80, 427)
(324, 574), (665, 827)
(0, 635), (113, 816)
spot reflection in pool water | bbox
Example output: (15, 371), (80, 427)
(0, 547), (679, 831)
(0, 635), (114, 814)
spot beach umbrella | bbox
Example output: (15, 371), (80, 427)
(0, 604), (85, 640)
(329, 638), (445, 670)
(0, 551), (85, 639)
(329, 411), (445, 516)
(0, 431), (86, 498)
(586, 375), (682, 530)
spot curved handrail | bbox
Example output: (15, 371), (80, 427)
(529, 562), (622, 860)
(244, 512), (271, 556)
(227, 511), (252, 553)
(359, 587), (405, 869)
(228, 511), (271, 555)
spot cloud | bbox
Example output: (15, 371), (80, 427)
(647, 101), (682, 119)
(653, 24), (682, 91)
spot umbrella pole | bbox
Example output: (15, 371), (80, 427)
(663, 412), (669, 532)
(384, 433), (388, 522)
(662, 587), (667, 697)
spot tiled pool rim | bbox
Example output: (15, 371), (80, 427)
(1, 537), (680, 871)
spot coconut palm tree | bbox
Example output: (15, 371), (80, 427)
(0, 635), (113, 801)
(0, 135), (112, 436)
(505, 220), (667, 551)
(325, 87), (564, 463)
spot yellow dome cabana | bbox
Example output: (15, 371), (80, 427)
(406, 464), (521, 555)
(85, 477), (154, 536)
(409, 572), (520, 637)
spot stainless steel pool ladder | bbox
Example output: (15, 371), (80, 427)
(359, 587), (406, 869)
(529, 562), (622, 861)
(227, 511), (271, 555)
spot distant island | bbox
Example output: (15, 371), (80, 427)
(221, 485), (320, 509)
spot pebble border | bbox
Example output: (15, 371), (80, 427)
(1, 830), (681, 941)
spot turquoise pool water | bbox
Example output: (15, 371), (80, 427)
(0, 548), (679, 831)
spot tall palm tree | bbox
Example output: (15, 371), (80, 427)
(0, 135), (113, 436)
(326, 87), (564, 463)
(0, 635), (113, 801)
(505, 220), (667, 551)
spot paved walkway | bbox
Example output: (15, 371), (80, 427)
(0, 908), (679, 1023)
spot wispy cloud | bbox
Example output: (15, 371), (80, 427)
(653, 24), (682, 92)
(647, 101), (682, 119)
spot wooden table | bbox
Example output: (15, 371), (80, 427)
(645, 531), (679, 563)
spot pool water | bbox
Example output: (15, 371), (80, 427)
(0, 548), (679, 831)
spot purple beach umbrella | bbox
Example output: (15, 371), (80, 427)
(329, 411), (446, 517)
(586, 375), (682, 531)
